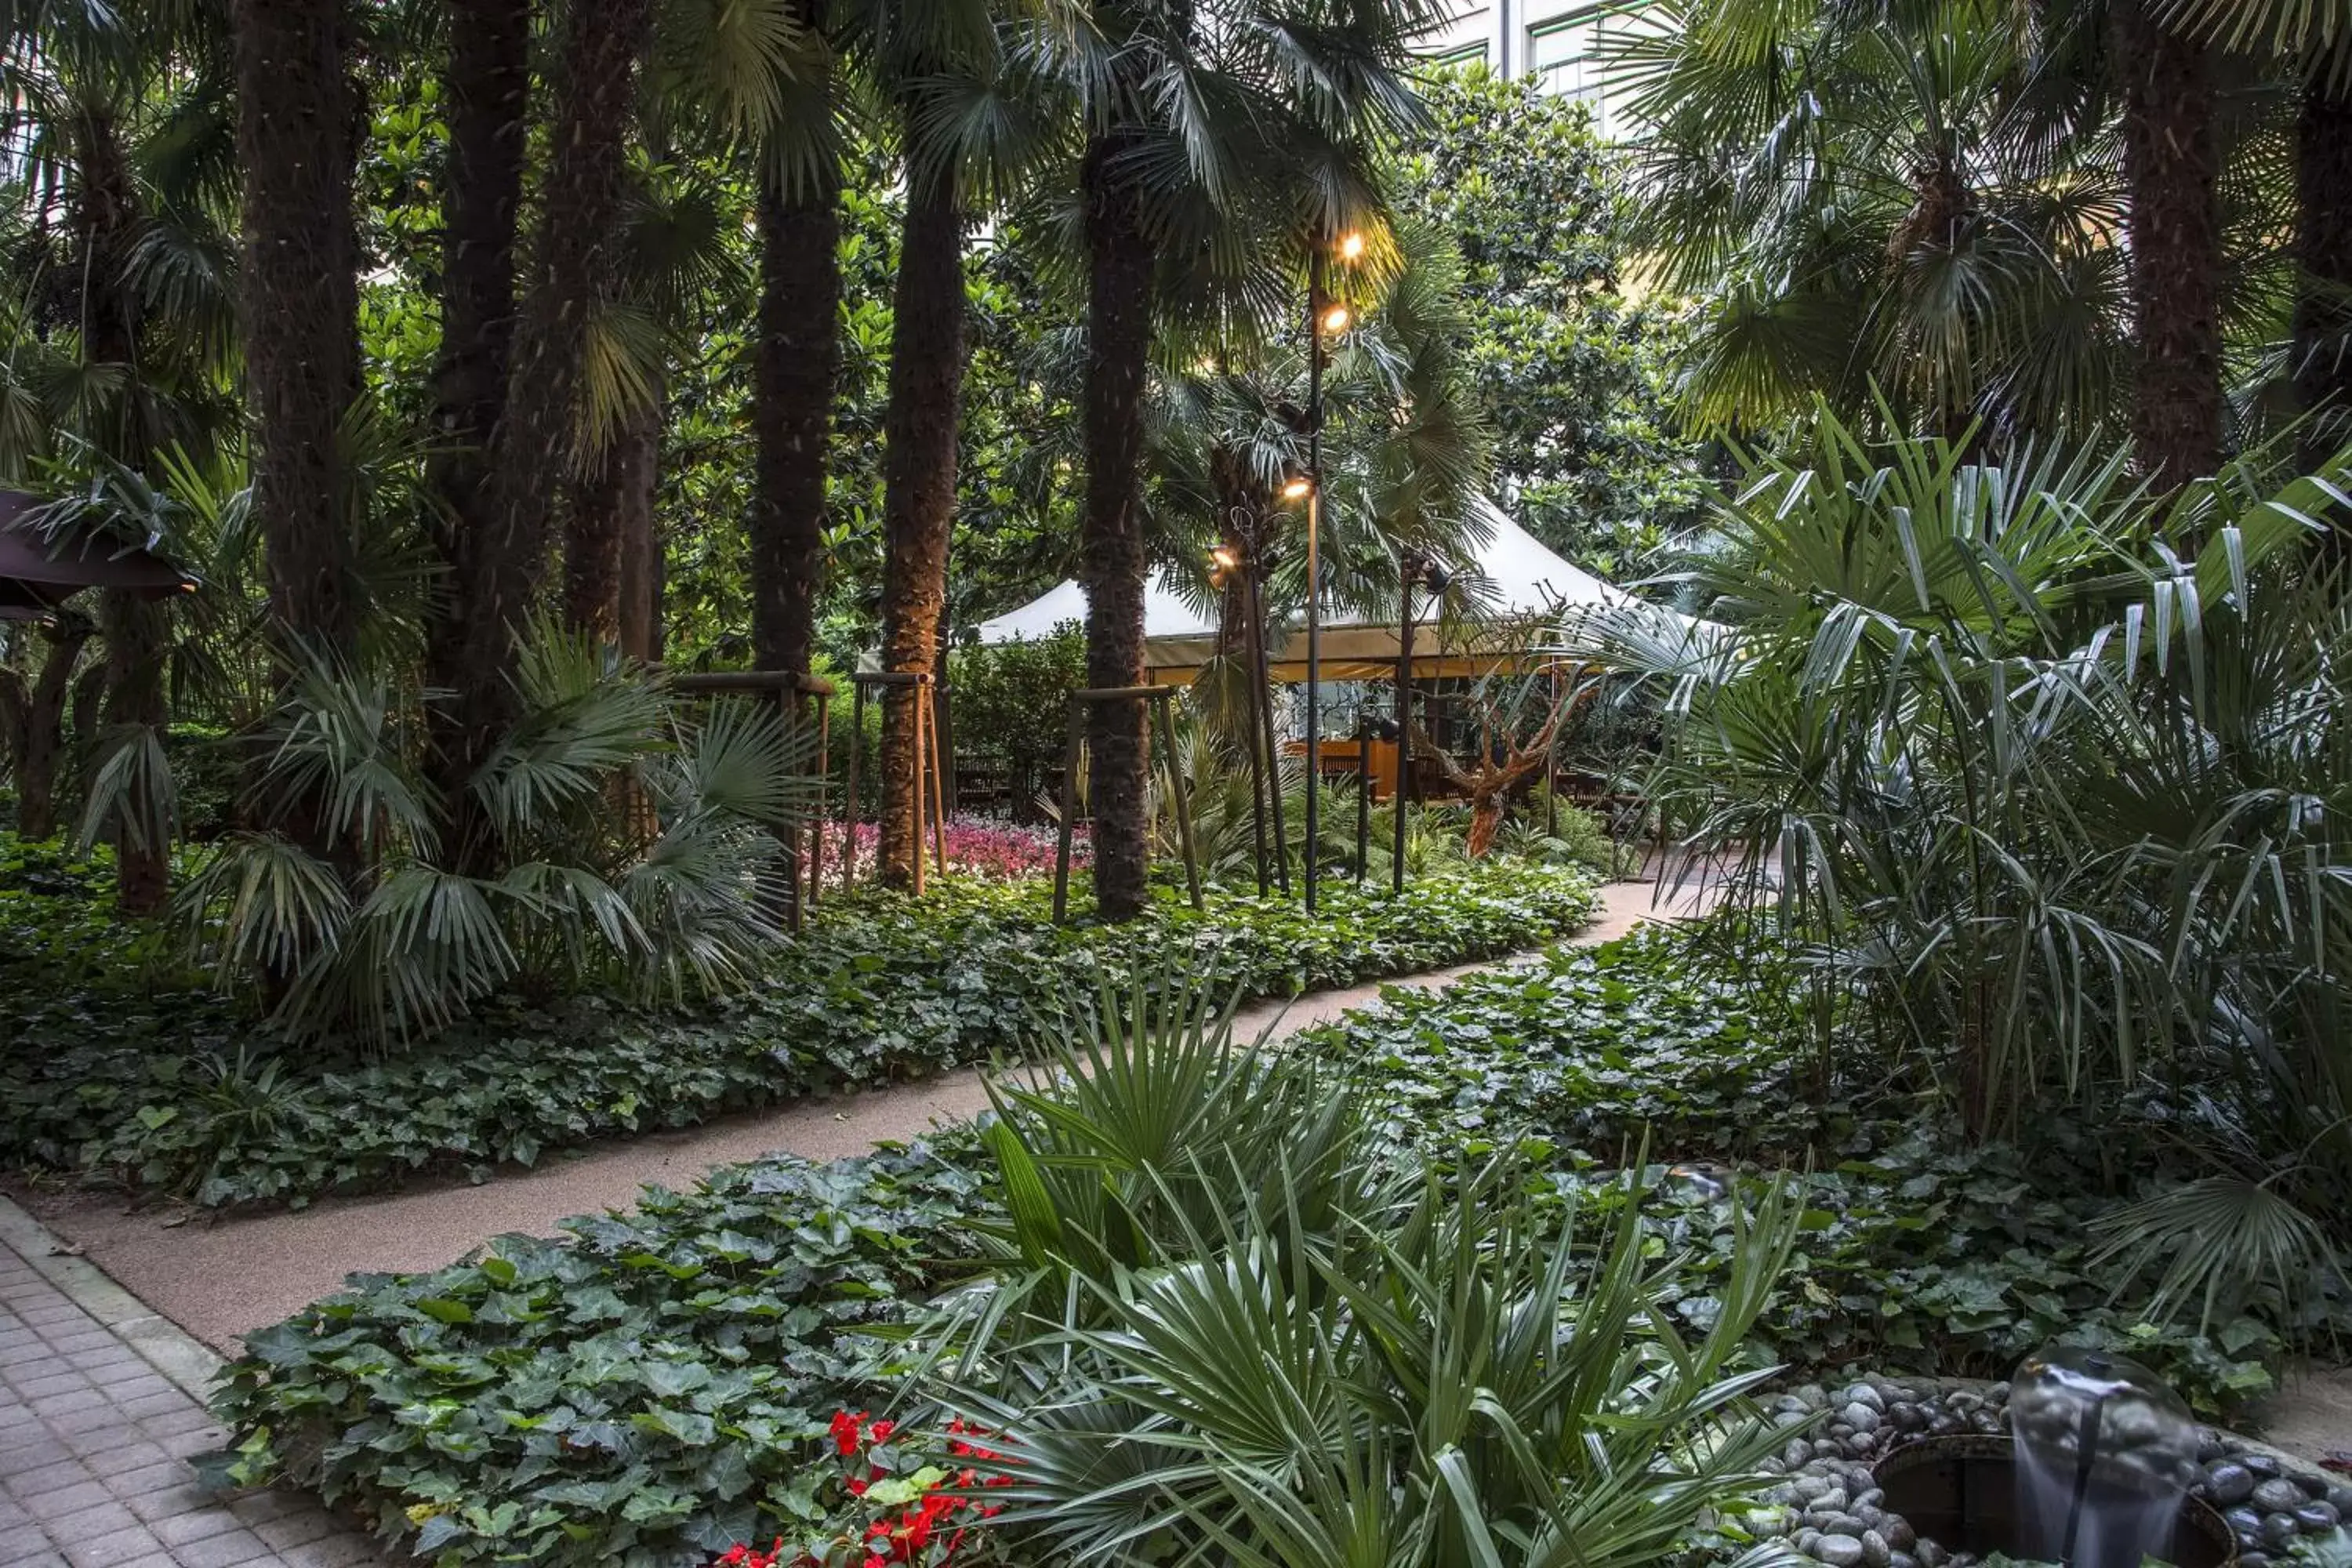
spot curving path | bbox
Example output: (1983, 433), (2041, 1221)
(11, 877), (1709, 1356)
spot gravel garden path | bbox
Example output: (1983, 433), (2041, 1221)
(12, 876), (1712, 1358)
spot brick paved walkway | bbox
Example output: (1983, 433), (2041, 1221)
(0, 1212), (387, 1568)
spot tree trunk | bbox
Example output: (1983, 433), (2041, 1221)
(72, 84), (178, 898)
(2296, 69), (2352, 472)
(452, 0), (651, 844)
(751, 165), (841, 686)
(1079, 136), (1156, 921)
(432, 0), (652, 873)
(877, 180), (967, 887)
(567, 382), (660, 647)
(231, 0), (361, 659)
(2114, 0), (2223, 491)
(9, 616), (93, 840)
(614, 401), (664, 662)
(96, 590), (171, 915)
(425, 0), (530, 781)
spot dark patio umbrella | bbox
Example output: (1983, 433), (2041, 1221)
(0, 489), (197, 621)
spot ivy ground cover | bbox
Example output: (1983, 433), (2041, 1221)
(1291, 927), (2346, 1412)
(210, 920), (2344, 1568)
(0, 836), (1599, 1209)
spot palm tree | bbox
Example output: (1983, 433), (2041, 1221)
(1605, 0), (2130, 443)
(434, 0), (657, 867)
(729, 2), (845, 695)
(561, 160), (746, 652)
(871, 0), (1058, 887)
(423, 0), (529, 708)
(230, 0), (361, 658)
(2, 0), (238, 909)
(1061, 0), (1440, 919)
(2167, 0), (2352, 466)
(2110, 0), (2223, 487)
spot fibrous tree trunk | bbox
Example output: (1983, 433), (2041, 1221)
(613, 401), (665, 662)
(425, 0), (530, 781)
(96, 590), (171, 915)
(877, 178), (967, 887)
(1078, 134), (1156, 921)
(2114, 0), (2224, 492)
(231, 0), (361, 659)
(2296, 67), (2352, 473)
(751, 149), (841, 689)
(4, 615), (93, 840)
(73, 85), (176, 906)
(567, 384), (661, 648)
(449, 0), (651, 862)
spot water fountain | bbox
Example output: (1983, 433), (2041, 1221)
(2010, 1347), (2202, 1567)
(1867, 1347), (2236, 1568)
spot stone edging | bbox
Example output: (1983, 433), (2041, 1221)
(0, 1191), (224, 1403)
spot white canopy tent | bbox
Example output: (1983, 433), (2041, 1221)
(974, 514), (1639, 682)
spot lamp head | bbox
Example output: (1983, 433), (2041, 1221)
(1280, 474), (1314, 502)
(1320, 303), (1352, 335)
(1337, 230), (1367, 263)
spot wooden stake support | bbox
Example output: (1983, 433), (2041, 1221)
(839, 670), (948, 895)
(666, 668), (835, 930)
(1051, 684), (1203, 924)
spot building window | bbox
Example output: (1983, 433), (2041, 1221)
(1425, 39), (1489, 67)
(1527, 13), (1620, 136)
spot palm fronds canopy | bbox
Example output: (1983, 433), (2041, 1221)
(975, 514), (1642, 681)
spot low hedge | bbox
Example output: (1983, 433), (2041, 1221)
(0, 837), (1600, 1209)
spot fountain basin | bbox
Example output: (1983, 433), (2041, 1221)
(1873, 1435), (2238, 1568)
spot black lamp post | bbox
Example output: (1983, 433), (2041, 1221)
(1210, 530), (1289, 896)
(1392, 549), (1450, 896)
(1300, 227), (1364, 916)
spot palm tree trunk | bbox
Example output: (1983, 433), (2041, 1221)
(751, 162), (841, 686)
(70, 96), (177, 903)
(567, 382), (661, 646)
(2113, 0), (2223, 491)
(615, 405), (664, 662)
(878, 180), (967, 887)
(425, 0), (529, 782)
(456, 0), (651, 842)
(230, 0), (361, 659)
(1079, 136), (1156, 922)
(9, 615), (93, 840)
(2296, 70), (2352, 472)
(96, 590), (170, 915)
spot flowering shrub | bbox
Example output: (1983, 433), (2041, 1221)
(712, 1412), (1011, 1568)
(827, 815), (1084, 881)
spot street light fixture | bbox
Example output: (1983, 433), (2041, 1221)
(1209, 527), (1289, 895)
(1392, 549), (1450, 897)
(1302, 223), (1366, 916)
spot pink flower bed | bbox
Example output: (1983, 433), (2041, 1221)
(819, 815), (1083, 880)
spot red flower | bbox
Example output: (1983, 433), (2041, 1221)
(845, 1477), (868, 1498)
(830, 1410), (869, 1457)
(868, 1418), (896, 1446)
